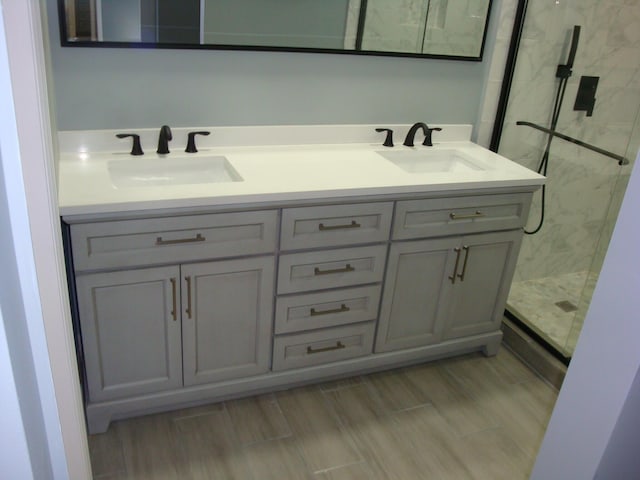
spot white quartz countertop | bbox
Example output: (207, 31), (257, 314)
(58, 125), (545, 217)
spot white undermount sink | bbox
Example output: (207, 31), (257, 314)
(377, 148), (489, 174)
(108, 155), (243, 188)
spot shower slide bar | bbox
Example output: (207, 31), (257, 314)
(516, 121), (629, 165)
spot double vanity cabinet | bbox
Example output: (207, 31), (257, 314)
(65, 189), (532, 433)
(58, 124), (543, 433)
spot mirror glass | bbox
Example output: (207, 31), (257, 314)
(60, 0), (491, 60)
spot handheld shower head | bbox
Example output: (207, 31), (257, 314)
(566, 25), (581, 69)
(556, 25), (581, 79)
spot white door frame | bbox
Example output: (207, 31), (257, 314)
(1, 1), (91, 478)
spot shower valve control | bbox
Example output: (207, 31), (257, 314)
(574, 76), (599, 117)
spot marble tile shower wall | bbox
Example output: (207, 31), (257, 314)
(344, 0), (361, 48)
(476, 0), (518, 149)
(423, 0), (490, 57)
(359, 0), (487, 55)
(360, 0), (430, 52)
(497, 0), (640, 282)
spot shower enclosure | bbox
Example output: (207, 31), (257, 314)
(493, 0), (640, 359)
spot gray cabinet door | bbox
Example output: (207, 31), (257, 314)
(76, 266), (182, 402)
(181, 257), (275, 386)
(376, 229), (522, 352)
(443, 230), (522, 340)
(375, 238), (456, 352)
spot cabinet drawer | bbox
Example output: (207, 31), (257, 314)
(277, 245), (387, 294)
(280, 202), (393, 250)
(393, 193), (532, 240)
(275, 285), (382, 334)
(71, 210), (278, 271)
(272, 322), (375, 371)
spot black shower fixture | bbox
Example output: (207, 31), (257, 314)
(574, 76), (599, 117)
(525, 25), (581, 235)
(556, 25), (580, 79)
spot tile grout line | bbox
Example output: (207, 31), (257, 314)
(317, 383), (368, 469)
(313, 460), (370, 475)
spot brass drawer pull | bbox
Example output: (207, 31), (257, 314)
(185, 276), (193, 319)
(314, 264), (355, 276)
(449, 211), (485, 220)
(449, 247), (461, 284)
(318, 220), (361, 231)
(307, 341), (346, 355)
(310, 304), (350, 317)
(170, 278), (177, 321)
(457, 246), (470, 282)
(156, 233), (205, 246)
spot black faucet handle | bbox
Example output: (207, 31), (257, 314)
(375, 128), (394, 147)
(422, 127), (442, 147)
(185, 131), (211, 153)
(116, 133), (144, 155)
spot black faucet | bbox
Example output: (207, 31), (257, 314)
(403, 122), (442, 147)
(157, 125), (172, 154)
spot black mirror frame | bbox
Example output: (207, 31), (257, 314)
(57, 0), (492, 62)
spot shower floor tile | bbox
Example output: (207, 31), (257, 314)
(507, 271), (597, 356)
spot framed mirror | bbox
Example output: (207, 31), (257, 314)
(59, 0), (492, 60)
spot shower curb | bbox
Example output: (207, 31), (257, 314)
(501, 317), (567, 390)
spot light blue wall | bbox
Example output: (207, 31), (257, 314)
(47, 0), (494, 131)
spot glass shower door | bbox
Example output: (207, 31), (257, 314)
(495, 0), (640, 358)
(505, 140), (630, 358)
(562, 110), (640, 355)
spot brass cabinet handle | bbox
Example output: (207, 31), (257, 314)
(314, 264), (355, 276)
(449, 211), (485, 220)
(310, 304), (350, 317)
(307, 341), (346, 355)
(318, 220), (361, 231)
(170, 278), (177, 321)
(449, 247), (462, 284)
(185, 276), (192, 319)
(156, 233), (205, 246)
(457, 246), (470, 282)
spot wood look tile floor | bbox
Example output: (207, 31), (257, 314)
(88, 347), (558, 479)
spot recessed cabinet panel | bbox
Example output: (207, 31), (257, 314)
(272, 322), (375, 371)
(277, 245), (387, 294)
(181, 257), (275, 386)
(375, 239), (454, 353)
(393, 193), (532, 240)
(443, 230), (522, 340)
(280, 202), (393, 250)
(71, 210), (278, 271)
(275, 285), (382, 334)
(76, 266), (182, 402)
